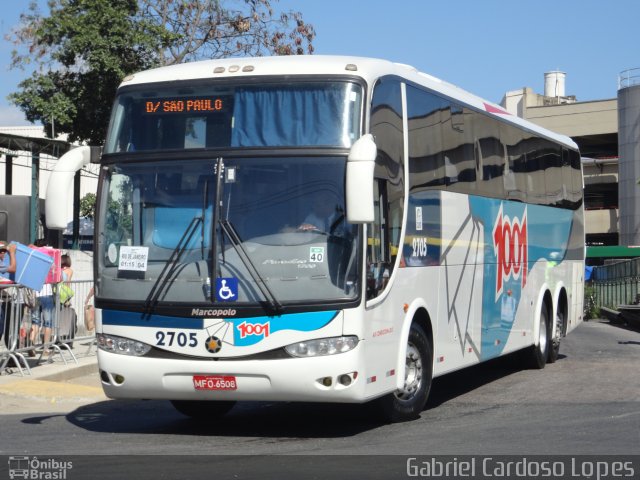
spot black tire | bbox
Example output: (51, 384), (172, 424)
(374, 323), (432, 423)
(548, 309), (564, 364)
(524, 304), (550, 369)
(170, 400), (236, 420)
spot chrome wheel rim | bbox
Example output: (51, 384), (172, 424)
(553, 312), (563, 345)
(396, 342), (422, 401)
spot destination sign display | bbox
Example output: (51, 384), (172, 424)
(144, 97), (225, 114)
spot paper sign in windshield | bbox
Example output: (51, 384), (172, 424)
(118, 246), (149, 271)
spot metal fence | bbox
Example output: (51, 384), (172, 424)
(0, 280), (95, 376)
(591, 257), (640, 309)
(619, 67), (640, 90)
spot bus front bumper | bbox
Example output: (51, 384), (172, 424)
(97, 346), (371, 403)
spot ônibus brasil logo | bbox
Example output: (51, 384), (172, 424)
(492, 204), (528, 300)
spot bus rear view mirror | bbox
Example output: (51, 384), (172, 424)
(346, 134), (377, 223)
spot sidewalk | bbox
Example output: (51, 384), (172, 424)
(0, 344), (107, 413)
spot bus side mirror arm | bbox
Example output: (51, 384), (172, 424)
(45, 145), (99, 229)
(90, 146), (102, 164)
(346, 134), (377, 224)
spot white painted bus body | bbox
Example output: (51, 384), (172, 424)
(94, 56), (584, 405)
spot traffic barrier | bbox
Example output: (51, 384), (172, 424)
(0, 280), (96, 376)
(591, 257), (640, 310)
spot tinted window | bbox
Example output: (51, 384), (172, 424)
(368, 77), (405, 299)
(501, 124), (528, 203)
(407, 85), (446, 189)
(404, 84), (582, 210)
(544, 142), (563, 206)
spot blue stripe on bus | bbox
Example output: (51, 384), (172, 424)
(228, 311), (339, 346)
(101, 310), (339, 339)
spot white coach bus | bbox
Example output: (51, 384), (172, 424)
(49, 56), (584, 422)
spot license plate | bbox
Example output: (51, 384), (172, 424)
(193, 375), (237, 391)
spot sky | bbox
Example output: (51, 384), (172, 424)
(1, 0), (639, 127)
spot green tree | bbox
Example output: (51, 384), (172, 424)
(79, 192), (96, 219)
(8, 0), (170, 144)
(7, 0), (315, 145)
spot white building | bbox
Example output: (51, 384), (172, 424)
(0, 126), (98, 279)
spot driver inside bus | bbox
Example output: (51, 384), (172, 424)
(298, 191), (344, 234)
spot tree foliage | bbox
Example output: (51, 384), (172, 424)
(142, 0), (315, 64)
(79, 192), (96, 219)
(7, 0), (315, 145)
(8, 0), (168, 144)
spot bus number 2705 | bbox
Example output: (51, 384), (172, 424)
(156, 331), (198, 348)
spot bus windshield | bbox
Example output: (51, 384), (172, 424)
(97, 156), (359, 307)
(104, 81), (363, 153)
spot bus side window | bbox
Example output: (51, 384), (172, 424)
(368, 76), (405, 300)
(367, 179), (391, 300)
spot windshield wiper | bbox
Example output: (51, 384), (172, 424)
(219, 219), (283, 314)
(201, 177), (209, 260)
(142, 215), (203, 318)
(212, 158), (282, 314)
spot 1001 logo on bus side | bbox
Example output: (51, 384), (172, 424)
(492, 204), (528, 299)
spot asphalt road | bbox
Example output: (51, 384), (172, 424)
(0, 320), (638, 479)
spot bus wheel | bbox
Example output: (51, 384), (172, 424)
(548, 309), (564, 364)
(170, 400), (236, 420)
(525, 304), (550, 369)
(375, 323), (432, 423)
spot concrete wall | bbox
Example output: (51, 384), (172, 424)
(585, 209), (618, 235)
(525, 99), (618, 137)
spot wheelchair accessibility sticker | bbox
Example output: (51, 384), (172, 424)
(216, 278), (238, 302)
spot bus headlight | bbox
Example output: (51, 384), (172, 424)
(97, 333), (152, 356)
(285, 336), (359, 358)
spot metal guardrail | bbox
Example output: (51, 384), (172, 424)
(591, 257), (640, 310)
(618, 68), (640, 90)
(0, 280), (95, 376)
(592, 256), (640, 281)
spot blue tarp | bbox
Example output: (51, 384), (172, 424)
(585, 265), (594, 281)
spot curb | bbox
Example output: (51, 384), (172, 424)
(0, 378), (106, 402)
(0, 355), (105, 404)
(0, 353), (99, 385)
(38, 361), (99, 383)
